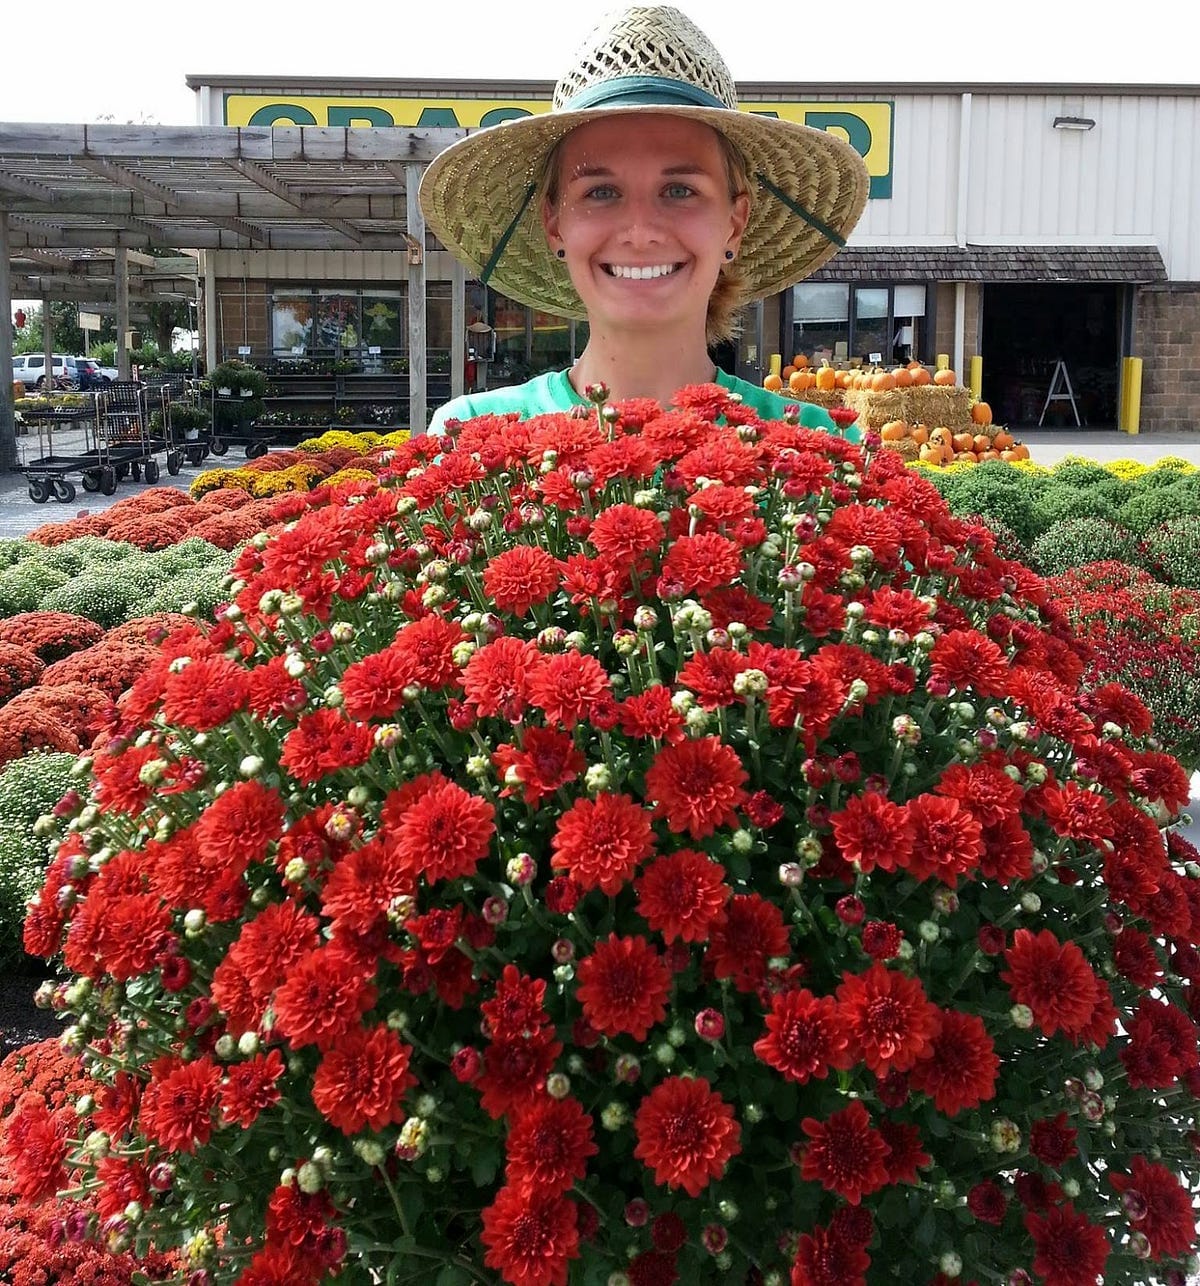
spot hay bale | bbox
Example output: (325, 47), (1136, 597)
(906, 386), (973, 430)
(883, 438), (919, 462)
(796, 389), (843, 410)
(842, 388), (907, 429)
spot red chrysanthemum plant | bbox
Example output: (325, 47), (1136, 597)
(14, 381), (1200, 1286)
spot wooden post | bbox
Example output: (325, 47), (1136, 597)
(0, 211), (17, 470)
(42, 294), (53, 393)
(204, 252), (218, 373)
(116, 247), (130, 379)
(406, 164), (427, 433)
(451, 256), (465, 402)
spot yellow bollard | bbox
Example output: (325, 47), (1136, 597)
(935, 353), (950, 371)
(1120, 357), (1142, 434)
(769, 353), (782, 379)
(969, 355), (983, 400)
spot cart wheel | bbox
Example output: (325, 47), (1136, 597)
(144, 459), (161, 483)
(186, 446), (205, 467)
(131, 462), (142, 482)
(166, 451), (182, 476)
(28, 478), (50, 503)
(51, 478), (77, 503)
(245, 441), (269, 460)
(115, 462), (130, 481)
(81, 469), (102, 492)
(210, 437), (228, 456)
(99, 468), (118, 496)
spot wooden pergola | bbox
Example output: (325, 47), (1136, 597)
(0, 122), (466, 468)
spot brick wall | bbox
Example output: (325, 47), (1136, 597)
(1135, 285), (1200, 433)
(932, 282), (982, 373)
(216, 281), (270, 360)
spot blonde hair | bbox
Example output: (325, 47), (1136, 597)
(539, 125), (752, 346)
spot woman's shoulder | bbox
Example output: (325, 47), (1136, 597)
(425, 371), (578, 435)
(717, 371), (842, 432)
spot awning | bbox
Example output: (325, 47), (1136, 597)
(809, 244), (1167, 284)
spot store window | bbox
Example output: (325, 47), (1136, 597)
(360, 292), (405, 356)
(271, 292), (314, 355)
(313, 292), (361, 353)
(854, 288), (889, 364)
(792, 283), (849, 363)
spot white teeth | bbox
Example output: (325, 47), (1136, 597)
(607, 264), (677, 279)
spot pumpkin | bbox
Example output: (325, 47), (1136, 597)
(910, 424), (929, 446)
(788, 370), (811, 393)
(836, 371), (853, 389)
(792, 353), (809, 369)
(919, 443), (944, 465)
(909, 366), (932, 386)
(814, 365), (837, 392)
(870, 371), (896, 392)
(763, 373), (784, 392)
(970, 400), (993, 426)
(952, 432), (975, 453)
(781, 365), (796, 382)
(933, 369), (957, 387)
(992, 430), (1014, 450)
(892, 367), (913, 388)
(13, 380), (24, 400)
(880, 420), (909, 442)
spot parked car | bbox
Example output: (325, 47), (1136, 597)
(88, 360), (118, 383)
(72, 358), (110, 389)
(12, 354), (80, 389)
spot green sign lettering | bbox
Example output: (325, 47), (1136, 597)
(478, 107), (534, 127)
(247, 103), (318, 126)
(804, 111), (872, 158)
(415, 106), (463, 127)
(327, 106), (396, 127)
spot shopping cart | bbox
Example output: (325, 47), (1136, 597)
(18, 401), (111, 503)
(97, 382), (164, 484)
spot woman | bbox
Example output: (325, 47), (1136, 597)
(420, 5), (869, 436)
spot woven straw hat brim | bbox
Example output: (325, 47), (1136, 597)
(419, 104), (870, 319)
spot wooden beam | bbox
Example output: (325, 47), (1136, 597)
(227, 157), (363, 243)
(0, 187), (406, 221)
(0, 168), (61, 203)
(78, 155), (181, 206)
(0, 212), (16, 472)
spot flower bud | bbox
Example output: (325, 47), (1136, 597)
(353, 1137), (386, 1166)
(1009, 1004), (1034, 1029)
(546, 1073), (571, 1100)
(695, 1008), (725, 1041)
(506, 853), (536, 886)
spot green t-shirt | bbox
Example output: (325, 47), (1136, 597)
(426, 368), (859, 442)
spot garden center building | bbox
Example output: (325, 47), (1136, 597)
(2, 76), (1199, 437)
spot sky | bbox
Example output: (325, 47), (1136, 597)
(2, 0), (1198, 127)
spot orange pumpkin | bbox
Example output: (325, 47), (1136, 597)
(1010, 443), (1031, 460)
(919, 444), (943, 465)
(880, 420), (908, 441)
(992, 430), (1014, 450)
(980, 450), (1001, 462)
(892, 367), (913, 388)
(952, 432), (976, 453)
(933, 369), (957, 387)
(1000, 449), (1020, 462)
(910, 424), (929, 446)
(788, 369), (811, 393)
(971, 400), (993, 426)
(763, 373), (784, 392)
(836, 371), (853, 389)
(814, 365), (837, 392)
(871, 371), (897, 392)
(792, 353), (809, 370)
(909, 366), (932, 386)
(782, 365), (796, 382)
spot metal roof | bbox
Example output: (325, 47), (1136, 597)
(0, 123), (457, 302)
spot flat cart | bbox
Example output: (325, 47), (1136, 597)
(17, 402), (117, 503)
(210, 392), (273, 459)
(155, 383), (214, 473)
(97, 382), (164, 485)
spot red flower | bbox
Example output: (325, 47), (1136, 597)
(196, 779), (286, 870)
(633, 1075), (741, 1196)
(588, 503), (665, 563)
(139, 1056), (222, 1153)
(1024, 1203), (1110, 1286)
(310, 1024), (416, 1134)
(831, 790), (914, 874)
(272, 943), (377, 1051)
(934, 760), (1023, 827)
(967, 1180), (1008, 1225)
(219, 1048), (286, 1127)
(706, 893), (790, 993)
(1037, 780), (1115, 844)
(339, 642), (413, 720)
(505, 1095), (598, 1197)
(0, 1094), (69, 1200)
(478, 1028), (564, 1120)
(1109, 1155), (1198, 1260)
(393, 612), (465, 689)
(628, 1251), (679, 1286)
(929, 628), (1010, 698)
(480, 1185), (580, 1286)
(576, 935), (672, 1040)
(635, 849), (730, 943)
(483, 545), (562, 616)
(1120, 996), (1198, 1088)
(528, 650), (611, 729)
(677, 648), (752, 709)
(900, 793), (984, 885)
(95, 892), (172, 981)
(462, 635), (539, 721)
(908, 1009), (999, 1116)
(702, 584), (775, 632)
(481, 965), (550, 1040)
(660, 531), (743, 594)
(877, 1119), (931, 1185)
(280, 708), (374, 783)
(160, 654), (250, 729)
(799, 1099), (890, 1204)
(790, 1222), (870, 1286)
(320, 838), (414, 940)
(836, 963), (941, 1076)
(644, 736), (747, 839)
(550, 792), (655, 894)
(1028, 1112), (1078, 1169)
(1001, 929), (1106, 1039)
(619, 685), (686, 743)
(754, 988), (849, 1083)
(494, 727), (586, 807)
(391, 774), (496, 884)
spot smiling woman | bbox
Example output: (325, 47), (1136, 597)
(420, 4), (869, 436)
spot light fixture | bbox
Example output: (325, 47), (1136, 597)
(1053, 115), (1096, 131)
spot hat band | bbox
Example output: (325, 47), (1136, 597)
(565, 75), (730, 112)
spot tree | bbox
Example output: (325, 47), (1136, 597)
(12, 302), (96, 355)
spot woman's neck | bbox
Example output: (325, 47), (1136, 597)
(567, 326), (719, 407)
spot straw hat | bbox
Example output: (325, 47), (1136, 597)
(418, 5), (870, 319)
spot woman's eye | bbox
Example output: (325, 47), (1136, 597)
(664, 183), (695, 199)
(585, 184), (618, 200)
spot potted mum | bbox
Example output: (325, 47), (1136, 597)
(10, 383), (1199, 1286)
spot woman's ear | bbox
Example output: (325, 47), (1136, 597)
(541, 197), (561, 251)
(728, 191), (751, 254)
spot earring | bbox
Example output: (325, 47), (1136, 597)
(725, 250), (735, 261)
(556, 248), (566, 259)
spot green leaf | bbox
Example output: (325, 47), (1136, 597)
(470, 1142), (500, 1188)
(435, 1268), (474, 1286)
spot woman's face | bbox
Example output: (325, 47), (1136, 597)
(542, 114), (749, 336)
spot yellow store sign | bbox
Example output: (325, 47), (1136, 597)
(225, 95), (894, 198)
